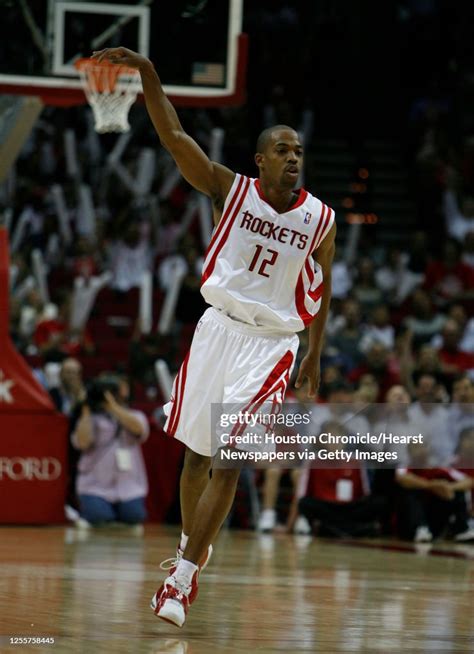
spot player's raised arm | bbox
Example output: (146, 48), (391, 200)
(92, 47), (235, 209)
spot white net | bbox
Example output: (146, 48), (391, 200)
(74, 58), (141, 134)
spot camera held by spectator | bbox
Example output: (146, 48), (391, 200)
(85, 375), (121, 413)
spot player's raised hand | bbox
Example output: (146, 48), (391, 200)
(92, 47), (148, 69)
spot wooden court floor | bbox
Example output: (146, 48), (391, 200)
(0, 525), (473, 654)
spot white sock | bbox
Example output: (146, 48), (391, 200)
(179, 532), (189, 552)
(175, 558), (198, 587)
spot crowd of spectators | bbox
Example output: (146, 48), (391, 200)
(259, 373), (474, 544)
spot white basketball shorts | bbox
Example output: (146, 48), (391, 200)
(163, 307), (299, 457)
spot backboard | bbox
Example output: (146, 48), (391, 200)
(0, 0), (246, 107)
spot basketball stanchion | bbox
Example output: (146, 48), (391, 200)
(74, 57), (141, 133)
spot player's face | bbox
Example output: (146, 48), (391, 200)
(258, 130), (303, 188)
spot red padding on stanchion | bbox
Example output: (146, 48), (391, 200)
(0, 414), (68, 523)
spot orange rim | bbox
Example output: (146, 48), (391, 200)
(74, 57), (138, 93)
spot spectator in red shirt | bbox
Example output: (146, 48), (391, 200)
(297, 420), (387, 537)
(395, 441), (474, 542)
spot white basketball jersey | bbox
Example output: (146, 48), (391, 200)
(201, 174), (335, 333)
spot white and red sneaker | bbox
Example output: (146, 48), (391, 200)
(151, 573), (194, 628)
(158, 543), (213, 604)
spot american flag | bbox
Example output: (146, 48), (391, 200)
(192, 62), (225, 86)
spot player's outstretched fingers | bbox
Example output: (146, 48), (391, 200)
(93, 46), (143, 68)
(92, 48), (109, 62)
(108, 49), (126, 63)
(93, 48), (126, 64)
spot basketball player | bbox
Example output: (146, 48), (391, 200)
(93, 47), (336, 628)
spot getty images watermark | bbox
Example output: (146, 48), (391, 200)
(210, 403), (474, 469)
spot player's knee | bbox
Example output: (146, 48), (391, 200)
(184, 449), (212, 476)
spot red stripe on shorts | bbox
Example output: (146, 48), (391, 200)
(167, 349), (191, 437)
(230, 350), (294, 440)
(164, 371), (182, 435)
(247, 368), (291, 419)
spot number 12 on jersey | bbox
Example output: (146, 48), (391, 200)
(248, 245), (279, 278)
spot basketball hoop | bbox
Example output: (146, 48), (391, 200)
(74, 58), (141, 134)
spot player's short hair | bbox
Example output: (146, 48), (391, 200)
(256, 124), (298, 154)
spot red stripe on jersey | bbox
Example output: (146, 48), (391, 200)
(230, 350), (294, 439)
(295, 281), (324, 326)
(315, 207), (333, 249)
(201, 176), (250, 285)
(310, 203), (328, 254)
(295, 275), (314, 326)
(295, 203), (327, 325)
(205, 174), (244, 257)
(305, 258), (314, 285)
(167, 350), (191, 437)
(308, 281), (324, 303)
(255, 180), (308, 211)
